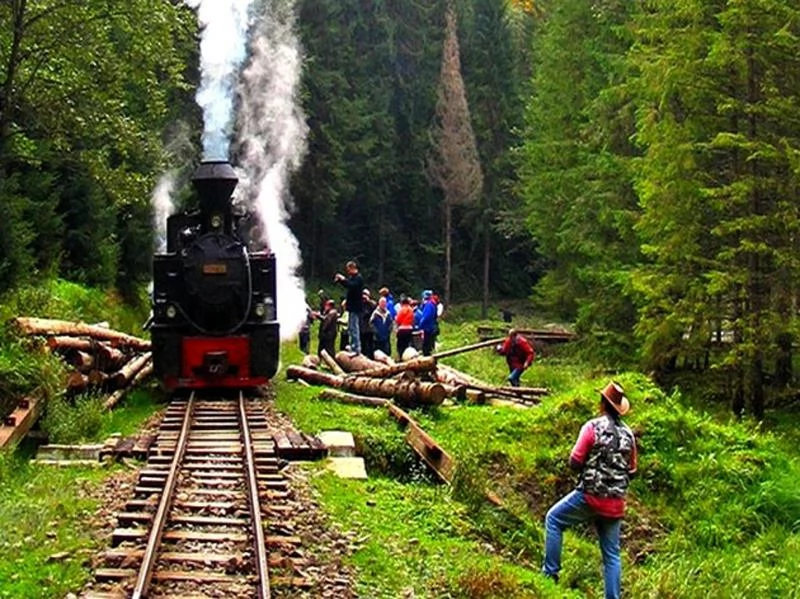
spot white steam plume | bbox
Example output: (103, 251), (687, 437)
(184, 0), (255, 160)
(236, 0), (308, 340)
(152, 171), (177, 252)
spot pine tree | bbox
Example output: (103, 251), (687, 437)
(427, 2), (484, 306)
(631, 0), (800, 417)
(516, 0), (639, 359)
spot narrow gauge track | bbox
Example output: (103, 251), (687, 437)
(84, 392), (306, 599)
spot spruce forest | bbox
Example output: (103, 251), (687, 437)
(2, 2), (800, 598)
(3, 4), (800, 415)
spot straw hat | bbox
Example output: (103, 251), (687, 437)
(600, 381), (630, 416)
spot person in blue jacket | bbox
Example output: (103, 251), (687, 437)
(415, 289), (438, 356)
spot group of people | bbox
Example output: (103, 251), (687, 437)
(300, 260), (443, 361)
(301, 262), (638, 599)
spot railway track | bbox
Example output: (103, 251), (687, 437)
(83, 392), (308, 598)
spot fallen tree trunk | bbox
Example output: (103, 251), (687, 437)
(319, 349), (345, 375)
(10, 317), (150, 350)
(318, 389), (388, 408)
(108, 352), (152, 390)
(104, 359), (153, 410)
(286, 366), (446, 406)
(334, 351), (385, 373)
(431, 337), (505, 360)
(356, 356), (437, 379)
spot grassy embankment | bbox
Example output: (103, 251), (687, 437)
(276, 313), (800, 598)
(0, 280), (164, 598)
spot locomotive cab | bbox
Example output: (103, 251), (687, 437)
(151, 161), (279, 390)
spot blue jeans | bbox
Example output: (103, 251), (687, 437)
(508, 368), (524, 387)
(543, 490), (622, 599)
(347, 311), (361, 354)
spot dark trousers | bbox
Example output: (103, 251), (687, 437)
(375, 337), (391, 358)
(396, 330), (413, 359)
(299, 329), (310, 354)
(360, 332), (375, 359)
(318, 336), (336, 358)
(422, 330), (436, 356)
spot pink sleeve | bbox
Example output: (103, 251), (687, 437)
(570, 422), (595, 465)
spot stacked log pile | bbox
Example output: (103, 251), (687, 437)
(287, 339), (549, 408)
(9, 317), (153, 408)
(289, 339), (549, 487)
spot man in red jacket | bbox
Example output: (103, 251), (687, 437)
(497, 328), (535, 387)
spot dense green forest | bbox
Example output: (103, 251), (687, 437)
(2, 0), (800, 417)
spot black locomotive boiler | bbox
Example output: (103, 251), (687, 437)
(150, 161), (279, 390)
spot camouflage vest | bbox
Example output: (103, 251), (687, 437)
(579, 416), (635, 499)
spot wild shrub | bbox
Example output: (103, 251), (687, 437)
(42, 393), (106, 444)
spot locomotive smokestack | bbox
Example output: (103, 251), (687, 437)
(192, 160), (238, 235)
(192, 160), (238, 214)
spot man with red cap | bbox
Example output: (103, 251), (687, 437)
(542, 381), (638, 599)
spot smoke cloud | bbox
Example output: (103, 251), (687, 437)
(184, 0), (255, 160)
(235, 0), (308, 340)
(152, 171), (177, 252)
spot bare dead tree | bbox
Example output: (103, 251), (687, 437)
(427, 2), (484, 307)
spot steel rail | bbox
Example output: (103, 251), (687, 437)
(238, 391), (271, 599)
(132, 393), (196, 599)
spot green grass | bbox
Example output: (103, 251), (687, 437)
(0, 452), (111, 598)
(276, 323), (800, 598)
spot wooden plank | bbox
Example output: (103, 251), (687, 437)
(387, 403), (455, 483)
(0, 397), (41, 449)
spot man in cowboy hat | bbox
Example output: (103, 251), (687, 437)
(542, 381), (638, 599)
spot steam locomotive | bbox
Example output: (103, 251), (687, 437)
(150, 161), (280, 390)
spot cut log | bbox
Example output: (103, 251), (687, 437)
(333, 351), (384, 373)
(87, 370), (110, 389)
(66, 350), (95, 372)
(401, 347), (419, 362)
(10, 317), (150, 350)
(436, 364), (543, 403)
(319, 349), (345, 375)
(431, 337), (505, 360)
(372, 350), (395, 366)
(67, 372), (89, 393)
(286, 366), (446, 406)
(47, 336), (94, 352)
(318, 389), (388, 408)
(496, 385), (549, 397)
(108, 352), (152, 390)
(104, 359), (153, 410)
(387, 403), (455, 483)
(301, 354), (320, 370)
(356, 356), (437, 379)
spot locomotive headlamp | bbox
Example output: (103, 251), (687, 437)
(254, 303), (266, 318)
(166, 304), (177, 319)
(210, 213), (223, 229)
